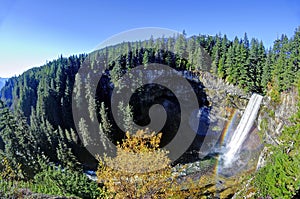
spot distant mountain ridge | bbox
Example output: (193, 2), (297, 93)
(0, 78), (8, 90)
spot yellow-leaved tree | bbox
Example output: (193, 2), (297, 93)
(96, 129), (188, 199)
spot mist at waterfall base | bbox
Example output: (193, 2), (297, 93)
(192, 94), (263, 177)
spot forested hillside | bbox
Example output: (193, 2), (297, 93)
(0, 27), (299, 198)
(1, 29), (299, 130)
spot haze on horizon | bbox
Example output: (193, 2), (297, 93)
(0, 0), (299, 78)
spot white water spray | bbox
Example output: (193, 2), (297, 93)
(222, 93), (263, 167)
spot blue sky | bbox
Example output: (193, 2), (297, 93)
(0, 0), (299, 77)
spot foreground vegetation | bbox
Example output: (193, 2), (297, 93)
(0, 157), (100, 198)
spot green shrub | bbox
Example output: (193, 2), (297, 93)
(29, 165), (100, 198)
(268, 109), (275, 118)
(254, 148), (300, 198)
(0, 163), (102, 198)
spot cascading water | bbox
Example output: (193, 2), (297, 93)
(222, 93), (263, 167)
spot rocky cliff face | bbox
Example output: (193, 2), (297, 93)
(176, 72), (254, 159)
(256, 89), (298, 169)
(199, 71), (249, 116)
(258, 90), (298, 143)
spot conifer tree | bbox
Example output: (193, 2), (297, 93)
(174, 33), (187, 58)
(100, 102), (112, 135)
(78, 118), (91, 147)
(237, 42), (250, 90)
(261, 50), (273, 92)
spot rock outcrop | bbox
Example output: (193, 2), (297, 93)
(256, 88), (298, 170)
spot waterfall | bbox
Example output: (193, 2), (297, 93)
(222, 93), (263, 167)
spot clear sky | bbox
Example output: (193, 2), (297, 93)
(0, 0), (299, 77)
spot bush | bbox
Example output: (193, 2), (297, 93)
(0, 159), (101, 198)
(0, 157), (24, 198)
(254, 149), (300, 198)
(96, 129), (188, 199)
(29, 164), (100, 198)
(267, 82), (281, 104)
